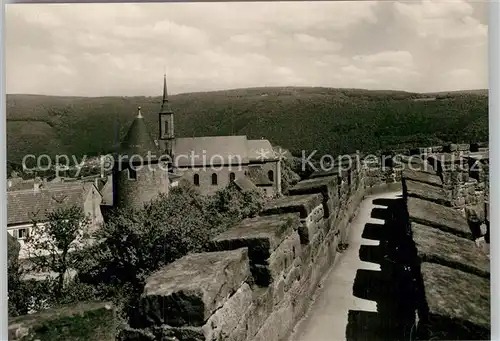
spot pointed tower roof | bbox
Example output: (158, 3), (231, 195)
(160, 74), (173, 114)
(117, 106), (159, 161)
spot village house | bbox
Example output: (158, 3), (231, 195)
(7, 180), (104, 260)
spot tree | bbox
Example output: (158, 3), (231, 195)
(25, 206), (91, 298)
(80, 187), (212, 291)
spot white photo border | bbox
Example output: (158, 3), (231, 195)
(0, 1), (497, 340)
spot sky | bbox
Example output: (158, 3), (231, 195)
(6, 1), (488, 96)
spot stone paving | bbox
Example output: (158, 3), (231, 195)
(289, 190), (403, 341)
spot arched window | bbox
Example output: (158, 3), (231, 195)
(211, 173), (218, 185)
(229, 172), (236, 182)
(129, 167), (137, 180)
(193, 174), (200, 186)
(268, 170), (274, 182)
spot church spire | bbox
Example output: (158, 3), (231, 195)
(160, 73), (172, 114)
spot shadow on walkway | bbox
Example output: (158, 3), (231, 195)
(346, 197), (417, 341)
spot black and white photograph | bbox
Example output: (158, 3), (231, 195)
(4, 1), (491, 341)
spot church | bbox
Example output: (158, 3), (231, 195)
(111, 75), (281, 209)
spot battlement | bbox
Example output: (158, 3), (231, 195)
(8, 142), (489, 341)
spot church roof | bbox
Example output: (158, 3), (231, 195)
(172, 136), (279, 167)
(247, 139), (278, 162)
(117, 107), (159, 161)
(174, 135), (249, 167)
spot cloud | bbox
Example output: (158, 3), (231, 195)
(393, 0), (487, 42)
(5, 2), (487, 95)
(353, 50), (414, 68)
(294, 34), (342, 52)
(228, 34), (267, 48)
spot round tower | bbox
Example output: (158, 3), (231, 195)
(112, 106), (169, 210)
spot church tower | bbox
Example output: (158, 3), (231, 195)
(113, 106), (169, 210)
(158, 74), (175, 159)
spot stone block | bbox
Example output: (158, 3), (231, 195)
(417, 263), (490, 340)
(298, 205), (325, 244)
(407, 197), (472, 239)
(402, 169), (442, 187)
(465, 204), (486, 224)
(253, 303), (294, 341)
(411, 223), (489, 278)
(261, 194), (323, 219)
(404, 180), (452, 206)
(137, 249), (250, 327)
(202, 283), (253, 341)
(245, 287), (273, 338)
(253, 232), (301, 286)
(210, 213), (299, 264)
(288, 176), (337, 203)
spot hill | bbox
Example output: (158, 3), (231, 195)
(6, 87), (488, 167)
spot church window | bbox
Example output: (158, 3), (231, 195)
(229, 172), (236, 182)
(129, 167), (137, 180)
(268, 170), (274, 182)
(212, 173), (218, 185)
(194, 174), (200, 186)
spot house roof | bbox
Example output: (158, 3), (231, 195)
(174, 136), (249, 167)
(7, 182), (97, 225)
(8, 179), (36, 191)
(117, 109), (159, 161)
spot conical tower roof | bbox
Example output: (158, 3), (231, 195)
(117, 106), (159, 161)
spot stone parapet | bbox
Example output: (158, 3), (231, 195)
(401, 165), (490, 340)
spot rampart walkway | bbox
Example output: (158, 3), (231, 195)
(290, 190), (407, 341)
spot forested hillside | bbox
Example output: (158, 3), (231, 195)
(6, 87), (488, 167)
